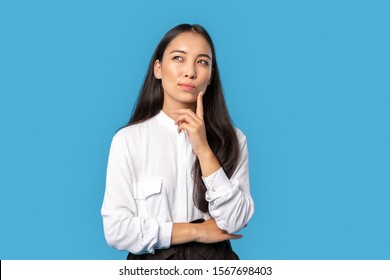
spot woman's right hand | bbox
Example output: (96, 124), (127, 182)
(193, 219), (242, 243)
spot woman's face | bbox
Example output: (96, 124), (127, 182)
(154, 32), (213, 109)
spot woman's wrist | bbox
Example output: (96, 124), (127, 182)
(190, 223), (200, 242)
(197, 147), (221, 177)
(171, 223), (198, 245)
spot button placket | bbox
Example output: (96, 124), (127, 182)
(176, 131), (188, 221)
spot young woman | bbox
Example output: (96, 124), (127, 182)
(101, 24), (254, 260)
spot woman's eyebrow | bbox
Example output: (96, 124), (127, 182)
(198, 53), (212, 60)
(169, 50), (212, 60)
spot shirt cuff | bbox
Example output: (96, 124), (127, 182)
(202, 167), (231, 193)
(156, 222), (173, 250)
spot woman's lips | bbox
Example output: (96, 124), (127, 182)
(179, 83), (195, 91)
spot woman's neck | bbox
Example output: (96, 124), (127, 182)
(162, 102), (196, 120)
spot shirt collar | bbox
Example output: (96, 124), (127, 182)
(156, 110), (177, 131)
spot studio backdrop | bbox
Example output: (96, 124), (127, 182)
(0, 0), (389, 259)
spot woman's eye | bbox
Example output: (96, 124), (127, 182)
(173, 56), (183, 61)
(198, 60), (209, 66)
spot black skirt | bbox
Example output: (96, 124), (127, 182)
(127, 240), (239, 260)
(126, 219), (239, 260)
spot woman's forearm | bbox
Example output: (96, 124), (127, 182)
(171, 223), (196, 245)
(171, 219), (242, 245)
(197, 147), (221, 177)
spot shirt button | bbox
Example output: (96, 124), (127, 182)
(212, 187), (216, 192)
(210, 201), (214, 206)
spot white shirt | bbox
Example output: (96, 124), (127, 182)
(101, 110), (254, 254)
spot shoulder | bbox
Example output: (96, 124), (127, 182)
(111, 117), (156, 147)
(234, 127), (247, 142)
(233, 127), (249, 155)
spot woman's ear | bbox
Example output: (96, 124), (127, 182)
(154, 60), (162, 79)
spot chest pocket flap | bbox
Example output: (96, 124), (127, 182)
(134, 177), (163, 200)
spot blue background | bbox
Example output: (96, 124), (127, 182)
(1, 0), (389, 259)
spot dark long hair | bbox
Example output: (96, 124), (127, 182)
(127, 24), (239, 213)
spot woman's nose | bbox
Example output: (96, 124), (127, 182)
(184, 63), (197, 79)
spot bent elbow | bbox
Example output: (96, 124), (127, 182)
(222, 200), (255, 234)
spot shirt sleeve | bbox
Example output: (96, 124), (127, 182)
(202, 129), (254, 234)
(101, 131), (172, 254)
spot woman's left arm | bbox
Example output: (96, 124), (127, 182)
(173, 92), (254, 234)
